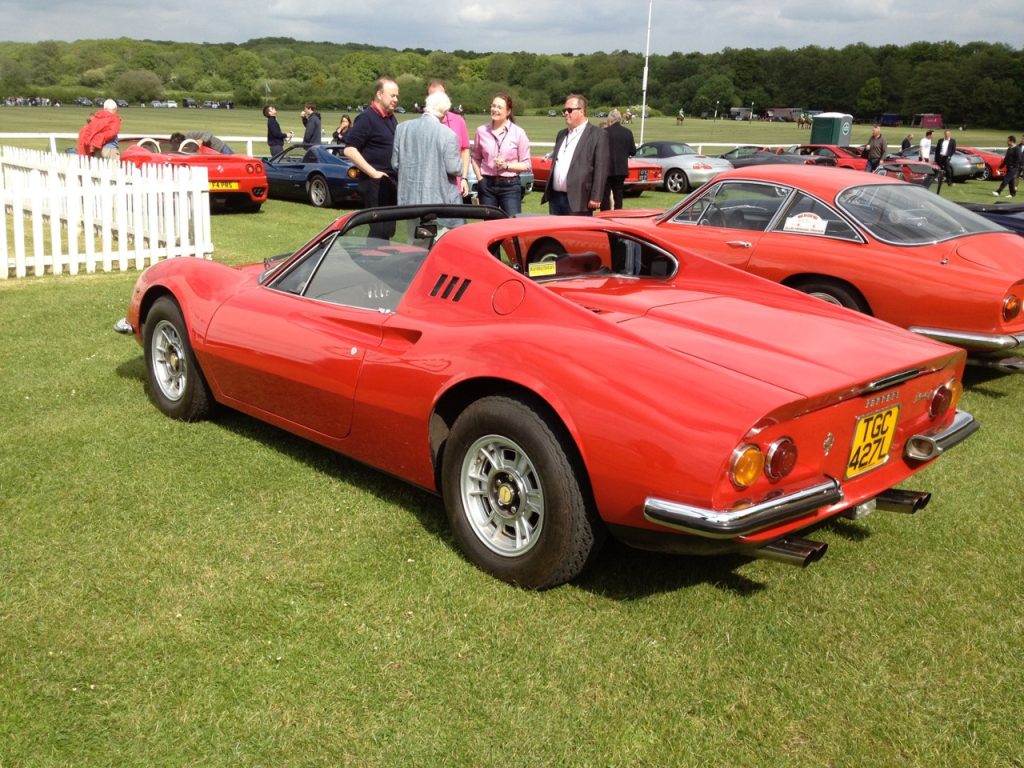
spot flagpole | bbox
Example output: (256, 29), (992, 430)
(639, 0), (653, 144)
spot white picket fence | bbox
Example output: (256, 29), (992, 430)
(1, 146), (214, 279)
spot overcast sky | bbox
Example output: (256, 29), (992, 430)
(1, 0), (1021, 55)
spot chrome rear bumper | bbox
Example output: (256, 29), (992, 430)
(909, 326), (1024, 352)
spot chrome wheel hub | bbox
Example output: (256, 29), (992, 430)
(152, 320), (187, 401)
(460, 435), (544, 557)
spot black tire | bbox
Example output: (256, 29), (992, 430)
(307, 175), (332, 208)
(526, 238), (566, 263)
(143, 296), (213, 421)
(442, 396), (604, 589)
(664, 168), (690, 194)
(793, 279), (870, 314)
(981, 166), (992, 181)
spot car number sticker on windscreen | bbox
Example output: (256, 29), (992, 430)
(210, 181), (239, 190)
(783, 211), (828, 235)
(846, 405), (899, 478)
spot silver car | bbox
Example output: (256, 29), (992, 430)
(891, 146), (986, 181)
(634, 141), (734, 194)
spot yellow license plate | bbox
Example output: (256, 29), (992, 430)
(210, 181), (239, 190)
(846, 405), (899, 478)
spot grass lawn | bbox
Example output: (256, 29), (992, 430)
(2, 110), (1024, 766)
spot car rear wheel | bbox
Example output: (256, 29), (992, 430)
(143, 296), (213, 421)
(664, 168), (690, 194)
(442, 396), (603, 589)
(307, 175), (332, 207)
(793, 279), (870, 314)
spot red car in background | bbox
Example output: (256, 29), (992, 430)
(783, 144), (869, 171)
(120, 137), (268, 212)
(530, 154), (663, 195)
(599, 165), (1024, 356)
(959, 146), (1006, 181)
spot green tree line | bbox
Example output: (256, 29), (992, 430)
(1, 37), (1021, 125)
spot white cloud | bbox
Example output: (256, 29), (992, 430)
(0, 0), (1021, 55)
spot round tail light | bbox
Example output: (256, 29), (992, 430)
(765, 437), (798, 481)
(730, 445), (764, 489)
(929, 378), (962, 419)
(1002, 293), (1021, 322)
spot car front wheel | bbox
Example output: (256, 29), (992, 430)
(442, 396), (603, 589)
(143, 296), (213, 421)
(664, 168), (690, 194)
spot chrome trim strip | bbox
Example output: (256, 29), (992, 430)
(908, 326), (1024, 352)
(904, 409), (980, 461)
(865, 368), (921, 392)
(644, 478), (843, 540)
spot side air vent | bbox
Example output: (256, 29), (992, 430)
(430, 274), (472, 302)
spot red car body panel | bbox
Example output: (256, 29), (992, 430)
(786, 144), (869, 170)
(531, 155), (663, 192)
(120, 208), (974, 575)
(120, 138), (269, 209)
(600, 165), (1024, 352)
(960, 146), (1006, 180)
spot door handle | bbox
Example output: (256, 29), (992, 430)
(725, 240), (752, 248)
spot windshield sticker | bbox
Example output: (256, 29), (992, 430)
(528, 261), (557, 278)
(783, 211), (828, 235)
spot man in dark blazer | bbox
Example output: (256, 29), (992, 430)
(601, 108), (636, 211)
(542, 94), (609, 215)
(934, 129), (958, 182)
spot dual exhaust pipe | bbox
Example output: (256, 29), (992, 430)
(750, 488), (931, 567)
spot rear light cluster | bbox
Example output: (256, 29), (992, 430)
(729, 437), (797, 489)
(247, 162), (264, 174)
(1003, 293), (1021, 322)
(929, 378), (962, 419)
(728, 377), (962, 490)
(692, 162), (713, 171)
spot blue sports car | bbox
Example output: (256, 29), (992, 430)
(264, 144), (362, 208)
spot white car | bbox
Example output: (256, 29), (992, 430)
(635, 141), (734, 194)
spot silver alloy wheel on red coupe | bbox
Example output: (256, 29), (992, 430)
(459, 433), (545, 557)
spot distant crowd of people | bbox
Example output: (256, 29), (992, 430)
(253, 77), (639, 219)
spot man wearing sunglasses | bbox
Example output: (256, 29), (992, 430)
(542, 94), (609, 215)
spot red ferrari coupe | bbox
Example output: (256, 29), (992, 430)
(530, 154), (663, 194)
(120, 137), (268, 212)
(599, 165), (1024, 356)
(115, 204), (977, 588)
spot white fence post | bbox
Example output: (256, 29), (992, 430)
(1, 145), (214, 280)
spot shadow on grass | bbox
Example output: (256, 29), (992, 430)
(962, 359), (1024, 397)
(113, 358), (805, 598)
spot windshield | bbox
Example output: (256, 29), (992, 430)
(836, 184), (1006, 244)
(264, 205), (503, 311)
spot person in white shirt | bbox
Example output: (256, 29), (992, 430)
(919, 130), (933, 161)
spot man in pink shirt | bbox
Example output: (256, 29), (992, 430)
(428, 80), (470, 200)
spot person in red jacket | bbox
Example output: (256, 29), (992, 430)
(76, 99), (121, 159)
